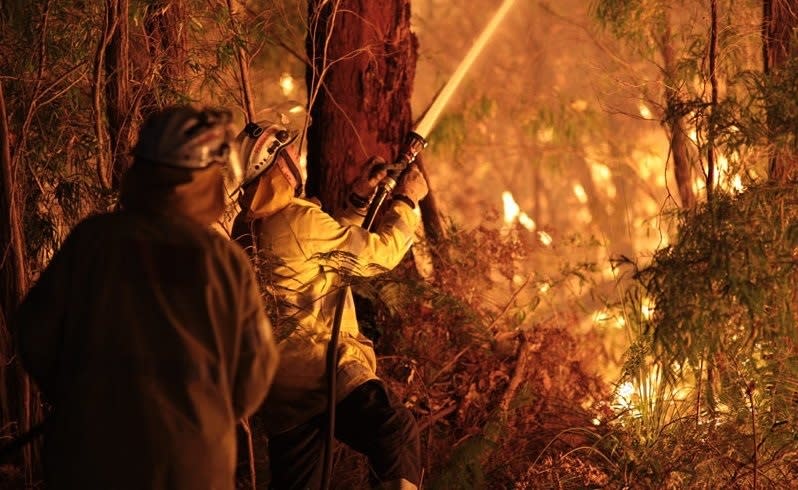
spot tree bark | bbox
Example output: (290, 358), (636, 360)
(133, 1), (188, 116)
(765, 0), (798, 69)
(305, 0), (418, 214)
(660, 13), (696, 208)
(764, 0), (798, 181)
(226, 0), (256, 122)
(0, 78), (31, 478)
(105, 0), (133, 189)
(706, 0), (718, 204)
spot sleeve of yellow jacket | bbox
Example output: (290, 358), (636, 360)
(295, 199), (419, 274)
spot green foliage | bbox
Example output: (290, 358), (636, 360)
(591, 0), (669, 58)
(568, 182), (798, 487)
(722, 59), (798, 156)
(427, 113), (467, 155)
(634, 183), (798, 369)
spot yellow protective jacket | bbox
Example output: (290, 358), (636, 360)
(16, 163), (278, 490)
(239, 172), (419, 434)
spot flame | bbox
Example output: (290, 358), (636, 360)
(642, 297), (655, 320)
(638, 103), (652, 119)
(537, 126), (554, 143)
(617, 381), (634, 400)
(716, 154), (729, 176)
(538, 231), (553, 246)
(730, 174), (744, 193)
(692, 176), (705, 194)
(279, 73), (295, 95)
(518, 212), (536, 231)
(576, 208), (592, 224)
(590, 163), (612, 183)
(570, 99), (588, 112)
(592, 309), (611, 323)
(573, 183), (588, 204)
(501, 191), (520, 223)
(634, 151), (660, 180)
(538, 282), (551, 293)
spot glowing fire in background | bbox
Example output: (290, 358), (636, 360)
(502, 191), (520, 224)
(502, 191), (548, 243)
(279, 73), (295, 95)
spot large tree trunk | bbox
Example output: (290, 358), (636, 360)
(764, 0), (798, 181)
(305, 0), (418, 214)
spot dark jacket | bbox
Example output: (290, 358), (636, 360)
(16, 163), (278, 489)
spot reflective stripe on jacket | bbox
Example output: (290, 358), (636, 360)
(255, 197), (419, 434)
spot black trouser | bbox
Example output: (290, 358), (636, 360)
(268, 380), (421, 489)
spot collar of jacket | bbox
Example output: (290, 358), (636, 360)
(119, 161), (225, 226)
(238, 164), (294, 220)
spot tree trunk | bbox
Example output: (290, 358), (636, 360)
(764, 0), (798, 181)
(305, 0), (418, 214)
(105, 0), (133, 189)
(0, 78), (32, 479)
(660, 13), (696, 208)
(765, 0), (798, 69)
(225, 0), (256, 123)
(133, 1), (188, 116)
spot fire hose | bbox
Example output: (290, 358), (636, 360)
(319, 1), (519, 488)
(321, 132), (427, 490)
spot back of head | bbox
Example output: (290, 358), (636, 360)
(121, 105), (241, 226)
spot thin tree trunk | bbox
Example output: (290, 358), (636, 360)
(94, 1), (117, 190)
(0, 78), (32, 480)
(105, 0), (133, 189)
(706, 0), (718, 204)
(415, 155), (446, 241)
(226, 0), (256, 122)
(660, 14), (696, 208)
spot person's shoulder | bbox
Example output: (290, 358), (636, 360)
(265, 197), (318, 222)
(204, 226), (253, 266)
(287, 197), (319, 212)
(67, 211), (121, 238)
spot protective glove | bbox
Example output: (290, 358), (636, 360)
(393, 165), (428, 208)
(351, 156), (388, 201)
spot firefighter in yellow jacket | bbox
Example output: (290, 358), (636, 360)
(233, 121), (428, 489)
(15, 106), (278, 490)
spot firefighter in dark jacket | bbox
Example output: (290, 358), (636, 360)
(232, 120), (427, 490)
(15, 105), (279, 490)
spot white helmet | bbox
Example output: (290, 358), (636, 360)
(236, 120), (300, 189)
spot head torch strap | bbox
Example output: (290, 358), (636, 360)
(275, 150), (302, 196)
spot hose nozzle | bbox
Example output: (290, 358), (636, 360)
(391, 131), (428, 172)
